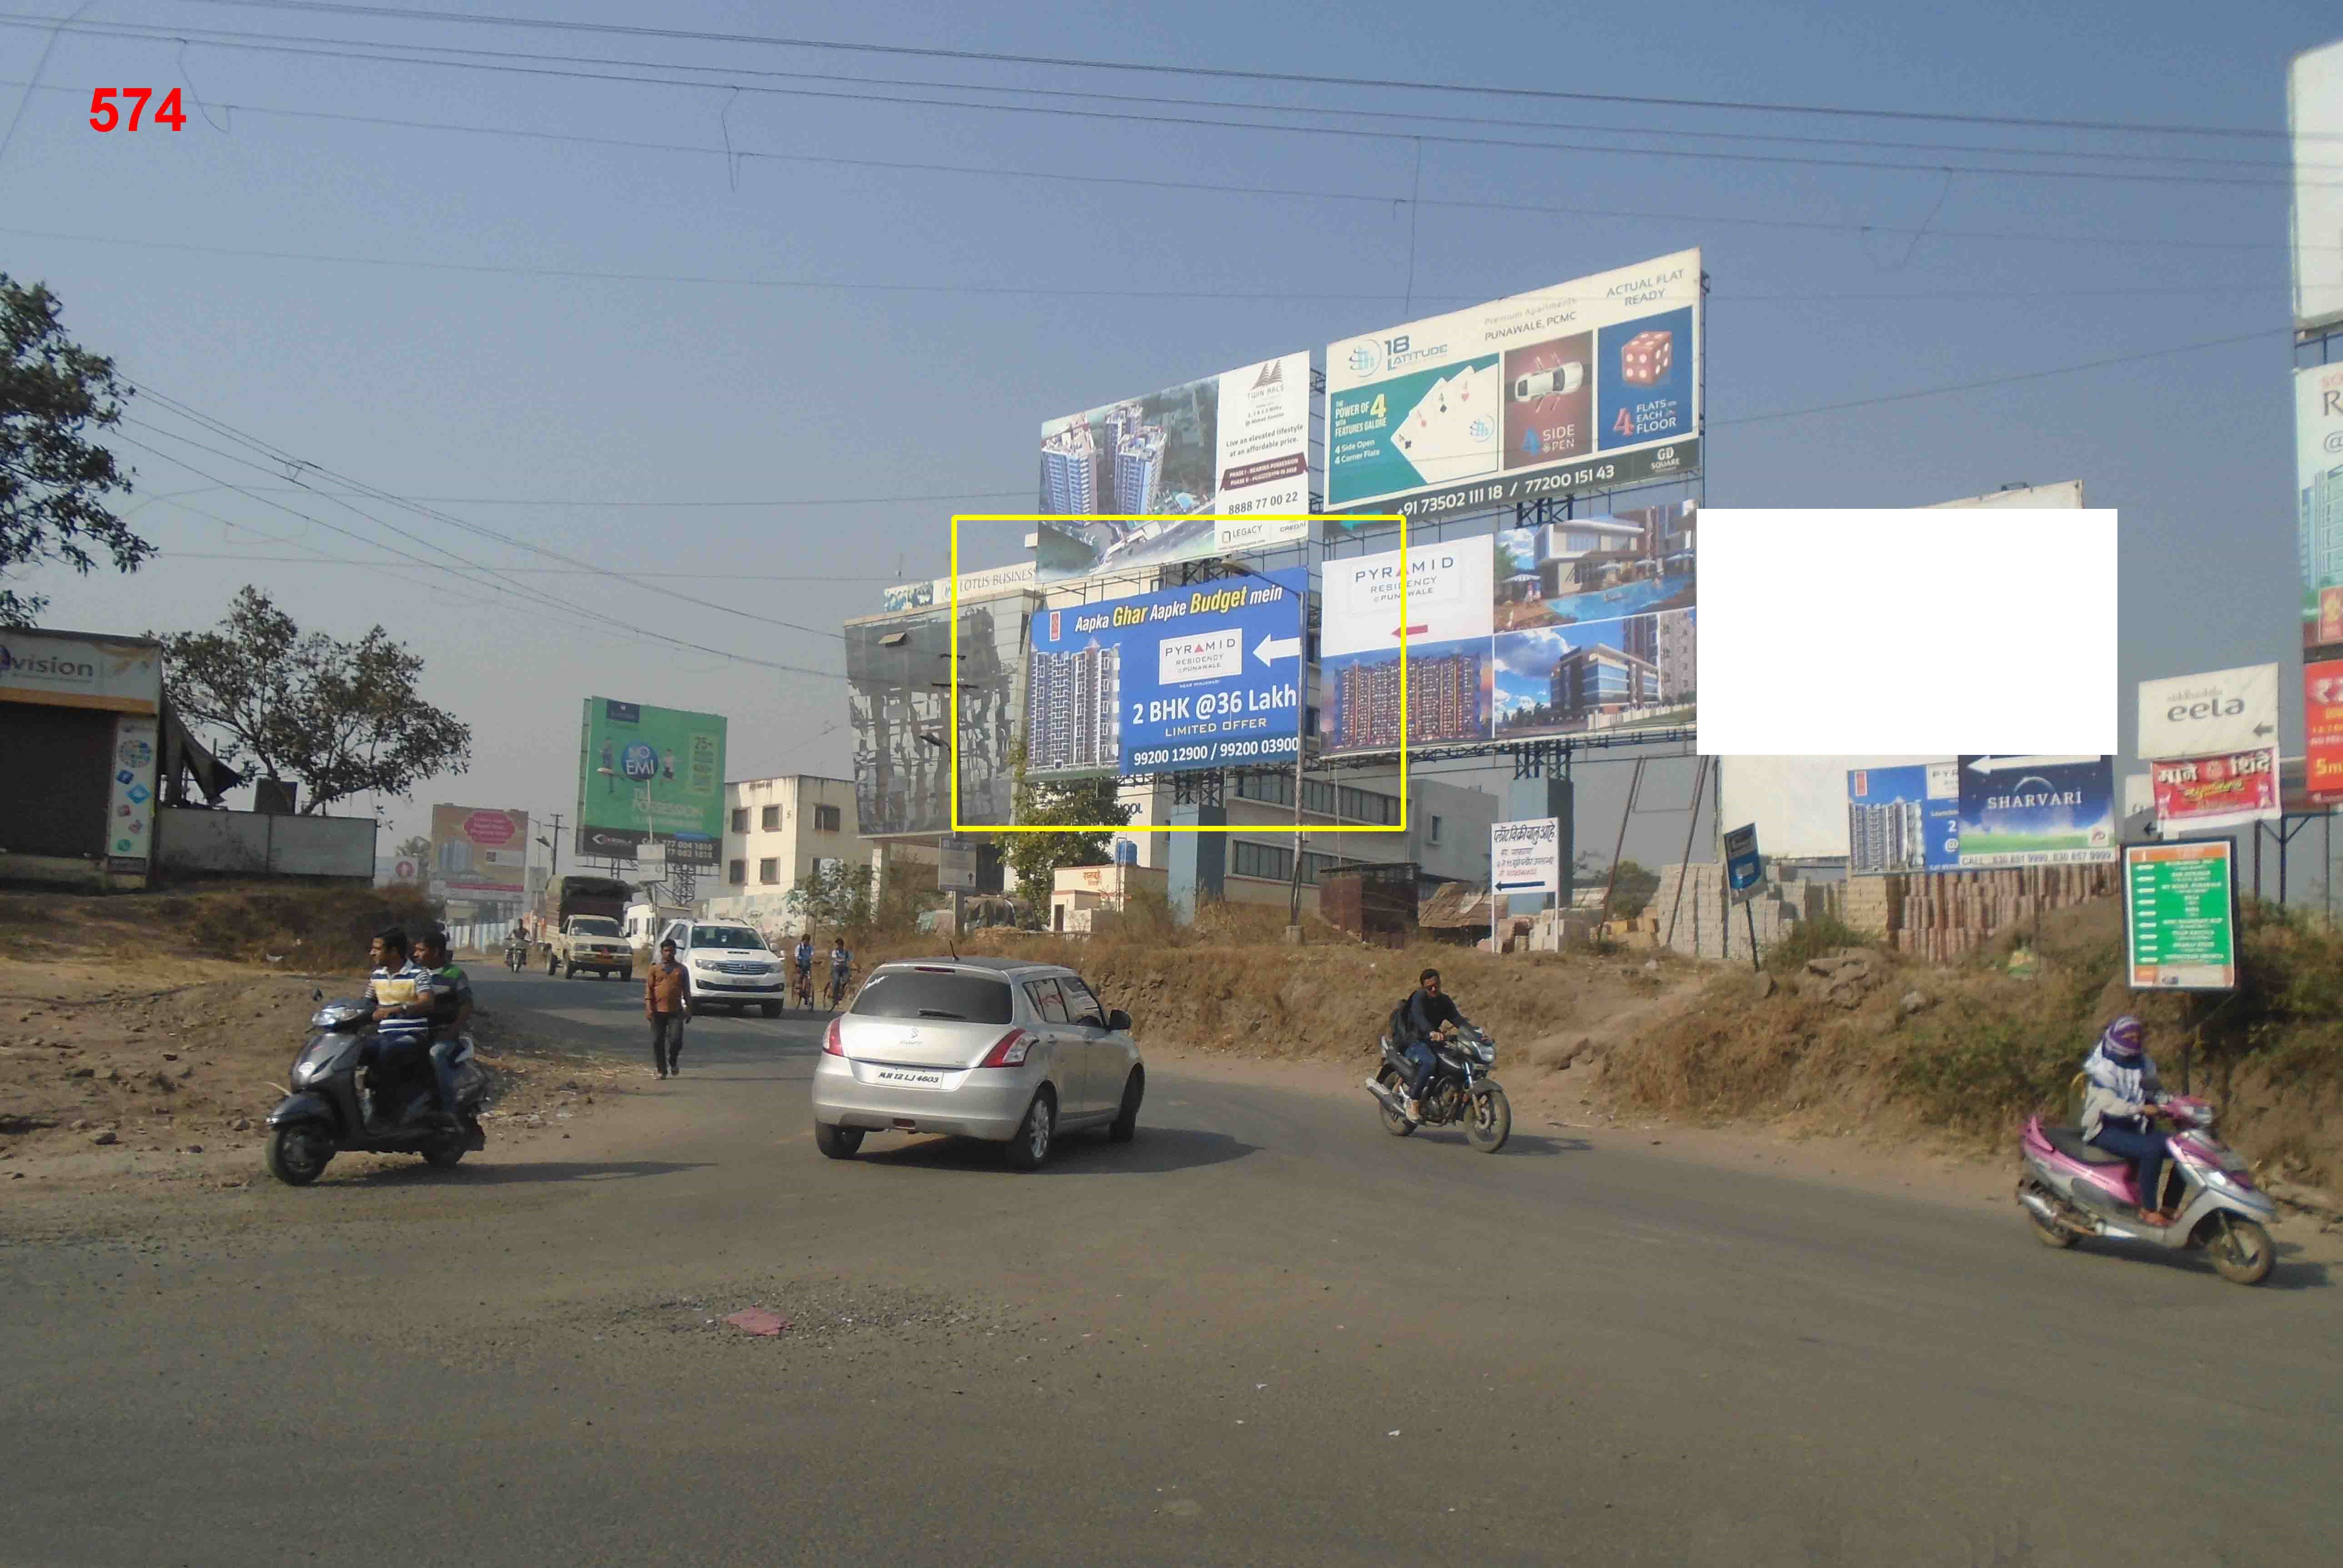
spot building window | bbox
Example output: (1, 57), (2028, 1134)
(759, 858), (780, 884)
(761, 805), (781, 832)
(1427, 814), (1442, 844)
(727, 859), (746, 885)
(1230, 840), (1292, 882)
(730, 808), (748, 833)
(814, 804), (841, 832)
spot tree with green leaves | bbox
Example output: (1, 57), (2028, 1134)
(159, 586), (473, 814)
(1003, 764), (1131, 915)
(785, 859), (876, 934)
(0, 275), (145, 625)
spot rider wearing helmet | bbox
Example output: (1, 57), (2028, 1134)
(1397, 967), (1474, 1126)
(2080, 1015), (2172, 1226)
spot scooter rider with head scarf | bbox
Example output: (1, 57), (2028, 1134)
(2080, 1015), (2172, 1226)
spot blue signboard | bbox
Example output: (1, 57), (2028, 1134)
(1724, 822), (1762, 901)
(1954, 755), (2117, 868)
(1026, 568), (1307, 777)
(1846, 762), (1961, 875)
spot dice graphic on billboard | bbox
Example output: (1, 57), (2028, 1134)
(1619, 330), (1674, 387)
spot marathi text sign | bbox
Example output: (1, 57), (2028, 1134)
(2149, 749), (2279, 833)
(1491, 817), (1561, 895)
(2308, 659), (2343, 805)
(2125, 841), (2237, 990)
(2136, 664), (2278, 761)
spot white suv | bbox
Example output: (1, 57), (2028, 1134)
(658, 920), (786, 1018)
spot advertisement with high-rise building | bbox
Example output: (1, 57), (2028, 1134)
(1319, 538), (1494, 755)
(1035, 353), (1311, 584)
(1326, 250), (1701, 520)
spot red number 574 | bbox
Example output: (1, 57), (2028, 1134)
(89, 89), (187, 131)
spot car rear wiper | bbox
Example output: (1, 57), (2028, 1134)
(915, 1009), (969, 1020)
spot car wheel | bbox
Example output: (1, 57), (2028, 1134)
(1005, 1090), (1056, 1171)
(563, 963), (575, 979)
(622, 969), (634, 984)
(761, 1000), (782, 1018)
(546, 955), (558, 976)
(814, 1121), (864, 1160)
(1107, 1067), (1143, 1142)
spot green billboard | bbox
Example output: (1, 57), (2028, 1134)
(575, 698), (727, 867)
(2124, 839), (2237, 991)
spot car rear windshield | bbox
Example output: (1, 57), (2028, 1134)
(692, 926), (765, 950)
(850, 969), (1014, 1024)
(570, 918), (621, 935)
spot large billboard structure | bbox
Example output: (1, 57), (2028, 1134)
(2302, 364), (2343, 650)
(1036, 353), (1311, 584)
(574, 699), (727, 865)
(429, 805), (529, 899)
(1952, 755), (2117, 868)
(2295, 38), (2343, 335)
(1024, 570), (1307, 777)
(848, 591), (1027, 838)
(1325, 250), (1700, 519)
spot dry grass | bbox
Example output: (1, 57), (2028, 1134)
(0, 883), (441, 970)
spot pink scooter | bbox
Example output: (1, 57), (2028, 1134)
(2016, 1096), (2278, 1285)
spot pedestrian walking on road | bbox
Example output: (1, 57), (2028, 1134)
(645, 938), (687, 1078)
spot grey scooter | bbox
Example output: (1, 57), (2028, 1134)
(262, 994), (488, 1186)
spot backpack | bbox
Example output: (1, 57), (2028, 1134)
(1386, 995), (1417, 1049)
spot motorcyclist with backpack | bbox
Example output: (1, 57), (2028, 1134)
(1393, 967), (1474, 1126)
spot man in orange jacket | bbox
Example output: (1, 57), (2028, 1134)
(644, 937), (688, 1077)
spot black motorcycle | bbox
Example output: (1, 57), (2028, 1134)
(505, 940), (528, 972)
(1363, 1025), (1512, 1152)
(262, 994), (488, 1186)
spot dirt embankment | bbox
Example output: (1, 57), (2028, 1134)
(0, 885), (631, 1194)
(1594, 898), (2343, 1208)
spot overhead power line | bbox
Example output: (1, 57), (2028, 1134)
(0, 14), (2322, 187)
(5, 16), (2325, 174)
(180, 0), (2312, 143)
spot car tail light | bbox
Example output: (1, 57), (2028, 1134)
(822, 1018), (844, 1056)
(975, 1028), (1031, 1068)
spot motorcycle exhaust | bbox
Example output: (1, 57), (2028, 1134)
(2018, 1181), (2093, 1237)
(1362, 1078), (1407, 1116)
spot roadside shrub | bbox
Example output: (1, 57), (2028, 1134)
(1763, 914), (1872, 974)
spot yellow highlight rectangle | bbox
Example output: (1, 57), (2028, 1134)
(949, 513), (1408, 834)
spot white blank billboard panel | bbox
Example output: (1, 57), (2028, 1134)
(1696, 508), (2117, 756)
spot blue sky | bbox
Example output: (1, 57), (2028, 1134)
(5, 0), (2338, 875)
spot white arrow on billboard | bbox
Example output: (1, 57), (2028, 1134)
(1965, 755), (2104, 773)
(2136, 663), (2280, 762)
(1252, 633), (1302, 666)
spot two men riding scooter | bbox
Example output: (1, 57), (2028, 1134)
(365, 925), (471, 1132)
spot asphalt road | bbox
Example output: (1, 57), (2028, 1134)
(7, 965), (2341, 1567)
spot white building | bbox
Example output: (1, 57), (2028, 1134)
(701, 774), (859, 927)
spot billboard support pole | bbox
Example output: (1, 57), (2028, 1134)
(1663, 757), (1711, 953)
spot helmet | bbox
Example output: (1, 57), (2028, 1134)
(2098, 1015), (2144, 1060)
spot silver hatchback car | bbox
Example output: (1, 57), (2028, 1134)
(809, 956), (1142, 1170)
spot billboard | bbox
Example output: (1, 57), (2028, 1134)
(1321, 538), (1493, 754)
(429, 805), (529, 898)
(847, 593), (1027, 838)
(882, 562), (1036, 615)
(1491, 817), (1561, 895)
(575, 699), (727, 865)
(2308, 658), (2343, 805)
(1845, 762), (1960, 875)
(1923, 480), (2085, 510)
(2136, 664), (2280, 761)
(1953, 755), (2117, 868)
(1492, 500), (1695, 743)
(2303, 364), (2343, 651)
(2126, 841), (2238, 991)
(2149, 750), (2280, 833)
(1025, 569), (1306, 777)
(1036, 352), (1311, 584)
(2294, 39), (2343, 333)
(1326, 250), (1700, 519)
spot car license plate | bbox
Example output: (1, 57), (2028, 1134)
(874, 1066), (946, 1089)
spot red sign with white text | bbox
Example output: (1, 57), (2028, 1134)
(2151, 748), (2279, 832)
(2307, 661), (2343, 806)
